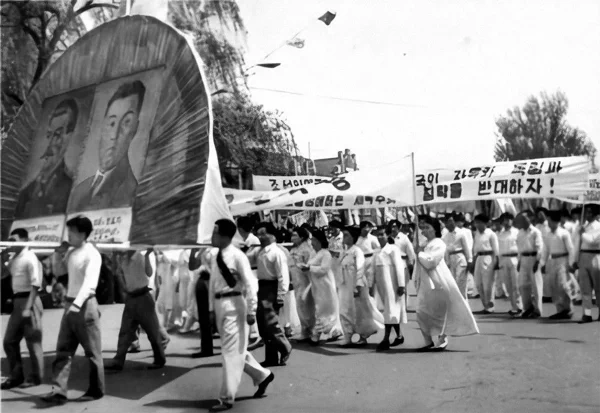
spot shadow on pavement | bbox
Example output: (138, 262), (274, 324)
(1, 355), (192, 402)
(511, 335), (586, 344)
(388, 348), (470, 354)
(192, 363), (222, 370)
(145, 396), (262, 411)
(293, 342), (367, 357)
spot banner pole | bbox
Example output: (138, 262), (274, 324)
(411, 152), (420, 251)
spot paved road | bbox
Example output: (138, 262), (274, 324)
(1, 295), (599, 413)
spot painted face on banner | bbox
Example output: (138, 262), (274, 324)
(41, 111), (73, 176)
(99, 94), (140, 172)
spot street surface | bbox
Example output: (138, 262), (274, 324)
(1, 292), (599, 413)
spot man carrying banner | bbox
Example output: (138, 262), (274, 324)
(254, 223), (293, 367)
(42, 216), (104, 405)
(473, 214), (499, 314)
(497, 213), (523, 317)
(573, 204), (600, 323)
(356, 221), (381, 296)
(542, 211), (576, 320)
(105, 250), (167, 371)
(516, 211), (544, 319)
(208, 219), (274, 412)
(1, 229), (44, 390)
(442, 214), (472, 299)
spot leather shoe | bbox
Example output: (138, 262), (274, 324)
(147, 362), (165, 370)
(549, 310), (572, 320)
(1, 379), (23, 390)
(508, 309), (523, 317)
(253, 372), (275, 398)
(376, 340), (390, 352)
(260, 361), (278, 368)
(417, 343), (435, 352)
(579, 315), (593, 324)
(76, 391), (103, 402)
(191, 351), (214, 359)
(209, 401), (233, 412)
(391, 336), (405, 347)
(41, 392), (68, 405)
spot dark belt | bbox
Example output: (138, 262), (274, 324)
(521, 252), (537, 257)
(501, 253), (518, 258)
(551, 252), (569, 259)
(127, 287), (151, 298)
(251, 267), (258, 270)
(364, 253), (373, 258)
(449, 250), (464, 255)
(476, 251), (493, 257)
(258, 279), (278, 285)
(215, 291), (242, 299)
(65, 294), (95, 303)
(13, 292), (30, 299)
(581, 250), (600, 255)
(401, 255), (408, 260)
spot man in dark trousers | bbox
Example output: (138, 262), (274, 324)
(104, 249), (167, 371)
(42, 216), (104, 405)
(189, 247), (214, 358)
(1, 228), (44, 389)
(253, 223), (292, 367)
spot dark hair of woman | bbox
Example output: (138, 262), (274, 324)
(344, 226), (361, 244)
(294, 227), (310, 242)
(418, 215), (442, 238)
(311, 229), (329, 249)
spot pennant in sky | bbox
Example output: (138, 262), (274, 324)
(318, 11), (336, 26)
(286, 37), (306, 48)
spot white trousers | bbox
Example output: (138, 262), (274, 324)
(215, 296), (270, 404)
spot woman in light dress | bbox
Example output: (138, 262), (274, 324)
(414, 215), (479, 351)
(298, 230), (343, 345)
(289, 228), (316, 341)
(338, 227), (384, 348)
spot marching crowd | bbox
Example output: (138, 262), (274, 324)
(2, 204), (600, 411)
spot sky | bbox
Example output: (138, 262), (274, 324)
(239, 0), (600, 172)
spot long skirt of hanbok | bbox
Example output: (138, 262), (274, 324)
(375, 264), (408, 325)
(309, 270), (341, 336)
(415, 258), (479, 338)
(279, 290), (301, 336)
(339, 275), (384, 339)
(291, 267), (315, 339)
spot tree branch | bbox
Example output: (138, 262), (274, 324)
(22, 21), (40, 46)
(76, 3), (118, 16)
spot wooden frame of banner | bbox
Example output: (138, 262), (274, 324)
(411, 152), (420, 252)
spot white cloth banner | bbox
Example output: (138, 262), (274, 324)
(228, 156), (588, 215)
(253, 175), (332, 191)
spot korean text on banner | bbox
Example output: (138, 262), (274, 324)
(555, 173), (600, 204)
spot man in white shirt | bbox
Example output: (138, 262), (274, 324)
(542, 211), (576, 320)
(42, 216), (104, 405)
(2, 229), (43, 390)
(442, 214), (472, 299)
(455, 214), (478, 298)
(535, 207), (553, 302)
(573, 204), (600, 323)
(105, 250), (167, 371)
(208, 219), (274, 412)
(515, 211), (544, 318)
(237, 216), (263, 350)
(473, 214), (499, 314)
(497, 213), (522, 316)
(255, 222), (293, 368)
(356, 221), (380, 295)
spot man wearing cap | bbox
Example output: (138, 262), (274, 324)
(515, 210), (544, 318)
(208, 219), (274, 412)
(254, 222), (293, 367)
(473, 214), (499, 314)
(542, 211), (576, 320)
(356, 221), (380, 296)
(2, 228), (44, 390)
(573, 204), (600, 323)
(442, 214), (472, 299)
(497, 213), (522, 316)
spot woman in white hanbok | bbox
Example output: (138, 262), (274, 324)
(289, 228), (315, 341)
(414, 216), (479, 351)
(338, 227), (384, 347)
(298, 230), (343, 345)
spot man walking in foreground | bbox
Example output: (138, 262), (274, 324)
(208, 219), (274, 412)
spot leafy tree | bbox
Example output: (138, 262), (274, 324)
(1, 0), (119, 129)
(494, 91), (595, 161)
